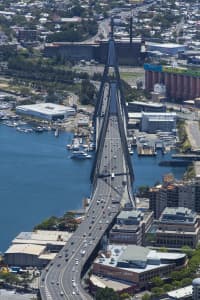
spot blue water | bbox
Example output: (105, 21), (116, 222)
(0, 125), (186, 251)
(132, 150), (186, 191)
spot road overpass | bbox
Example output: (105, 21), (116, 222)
(39, 37), (134, 300)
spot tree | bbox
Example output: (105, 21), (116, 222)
(34, 216), (58, 230)
(80, 79), (96, 105)
(63, 211), (76, 220)
(138, 185), (149, 196)
(142, 293), (151, 300)
(181, 246), (193, 258)
(152, 276), (163, 287)
(171, 271), (182, 281)
(0, 272), (20, 285)
(95, 287), (120, 300)
(172, 281), (182, 289)
(59, 211), (78, 231)
(181, 278), (192, 287)
(120, 293), (131, 299)
(163, 284), (172, 292)
(151, 287), (164, 297)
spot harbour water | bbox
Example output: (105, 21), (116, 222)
(0, 125), (187, 251)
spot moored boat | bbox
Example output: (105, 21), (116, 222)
(70, 151), (92, 159)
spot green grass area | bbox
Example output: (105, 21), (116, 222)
(120, 71), (144, 84)
(184, 164), (196, 180)
(177, 120), (191, 153)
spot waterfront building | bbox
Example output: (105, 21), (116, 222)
(141, 112), (176, 133)
(155, 207), (200, 248)
(93, 244), (186, 289)
(4, 244), (56, 268)
(16, 103), (76, 121)
(109, 209), (153, 245)
(149, 178), (200, 218)
(128, 112), (142, 128)
(4, 230), (72, 267)
(127, 101), (166, 113)
(144, 63), (200, 101)
(149, 184), (179, 219)
(12, 230), (72, 251)
(193, 278), (200, 300)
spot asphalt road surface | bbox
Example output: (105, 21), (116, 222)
(40, 90), (133, 300)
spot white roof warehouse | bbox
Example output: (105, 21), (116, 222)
(16, 103), (76, 121)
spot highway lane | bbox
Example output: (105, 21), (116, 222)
(96, 83), (109, 145)
(69, 115), (128, 297)
(40, 112), (132, 299)
(40, 2), (156, 296)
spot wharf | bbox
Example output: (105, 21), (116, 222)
(137, 146), (156, 156)
(159, 160), (192, 167)
(172, 154), (200, 160)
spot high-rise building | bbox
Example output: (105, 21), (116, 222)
(109, 210), (153, 245)
(149, 184), (179, 219)
(155, 207), (200, 248)
(149, 178), (200, 219)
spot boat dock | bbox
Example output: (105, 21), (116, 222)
(172, 154), (200, 160)
(137, 145), (156, 156)
(159, 160), (192, 167)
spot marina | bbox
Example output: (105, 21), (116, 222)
(67, 137), (95, 152)
(0, 124), (187, 252)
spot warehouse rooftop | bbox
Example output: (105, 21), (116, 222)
(5, 244), (45, 256)
(16, 103), (74, 116)
(12, 230), (72, 246)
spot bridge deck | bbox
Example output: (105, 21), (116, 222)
(40, 37), (134, 300)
